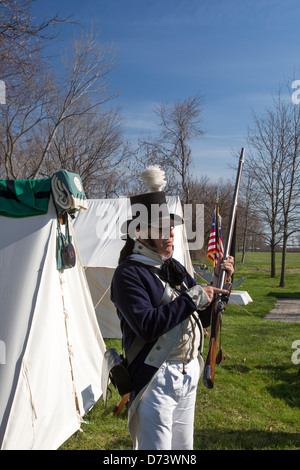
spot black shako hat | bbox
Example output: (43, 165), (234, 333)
(121, 166), (183, 239)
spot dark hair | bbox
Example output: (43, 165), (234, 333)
(118, 238), (135, 264)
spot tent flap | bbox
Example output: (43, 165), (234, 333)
(73, 197), (193, 339)
(0, 198), (106, 450)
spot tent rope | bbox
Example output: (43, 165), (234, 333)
(94, 285), (111, 310)
(59, 273), (81, 417)
(22, 359), (38, 449)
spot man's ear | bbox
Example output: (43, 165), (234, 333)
(137, 226), (149, 240)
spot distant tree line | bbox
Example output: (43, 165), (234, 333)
(0, 1), (299, 285)
(245, 87), (300, 286)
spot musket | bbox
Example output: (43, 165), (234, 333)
(202, 147), (245, 389)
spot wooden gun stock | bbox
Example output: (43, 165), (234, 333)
(113, 393), (129, 416)
(202, 294), (226, 389)
(202, 148), (245, 389)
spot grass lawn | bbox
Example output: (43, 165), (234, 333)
(60, 252), (300, 450)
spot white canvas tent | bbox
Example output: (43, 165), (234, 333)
(0, 197), (106, 450)
(73, 196), (193, 338)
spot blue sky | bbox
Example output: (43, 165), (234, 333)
(33, 0), (300, 181)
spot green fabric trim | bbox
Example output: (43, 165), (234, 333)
(0, 178), (51, 218)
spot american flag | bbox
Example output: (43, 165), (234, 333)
(207, 206), (224, 266)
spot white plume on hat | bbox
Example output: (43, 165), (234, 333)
(141, 165), (167, 192)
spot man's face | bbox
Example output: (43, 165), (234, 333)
(139, 224), (175, 257)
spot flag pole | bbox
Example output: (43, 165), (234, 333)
(215, 193), (220, 268)
(207, 192), (223, 267)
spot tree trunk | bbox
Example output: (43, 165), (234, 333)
(279, 230), (288, 287)
(241, 225), (247, 263)
(270, 241), (276, 278)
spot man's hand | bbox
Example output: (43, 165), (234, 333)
(202, 256), (235, 306)
(214, 255), (235, 278)
(202, 286), (229, 305)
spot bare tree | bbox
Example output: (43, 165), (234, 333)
(32, 27), (118, 178)
(0, 0), (71, 82)
(184, 174), (235, 261)
(138, 94), (205, 202)
(0, 0), (67, 40)
(1, 71), (55, 178)
(44, 101), (133, 198)
(0, 0), (77, 178)
(238, 172), (265, 262)
(0, 25), (121, 181)
(278, 101), (300, 286)
(248, 89), (300, 282)
(247, 102), (285, 277)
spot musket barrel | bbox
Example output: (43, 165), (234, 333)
(223, 147), (245, 260)
(202, 147), (245, 389)
(218, 147), (245, 289)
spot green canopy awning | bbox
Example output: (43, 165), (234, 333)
(0, 171), (87, 218)
(0, 179), (51, 218)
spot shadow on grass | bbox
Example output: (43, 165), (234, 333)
(194, 428), (300, 450)
(267, 292), (300, 299)
(254, 364), (300, 410)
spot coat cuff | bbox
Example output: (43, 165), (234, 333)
(184, 285), (210, 310)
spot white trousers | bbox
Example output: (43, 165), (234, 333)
(135, 358), (201, 450)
